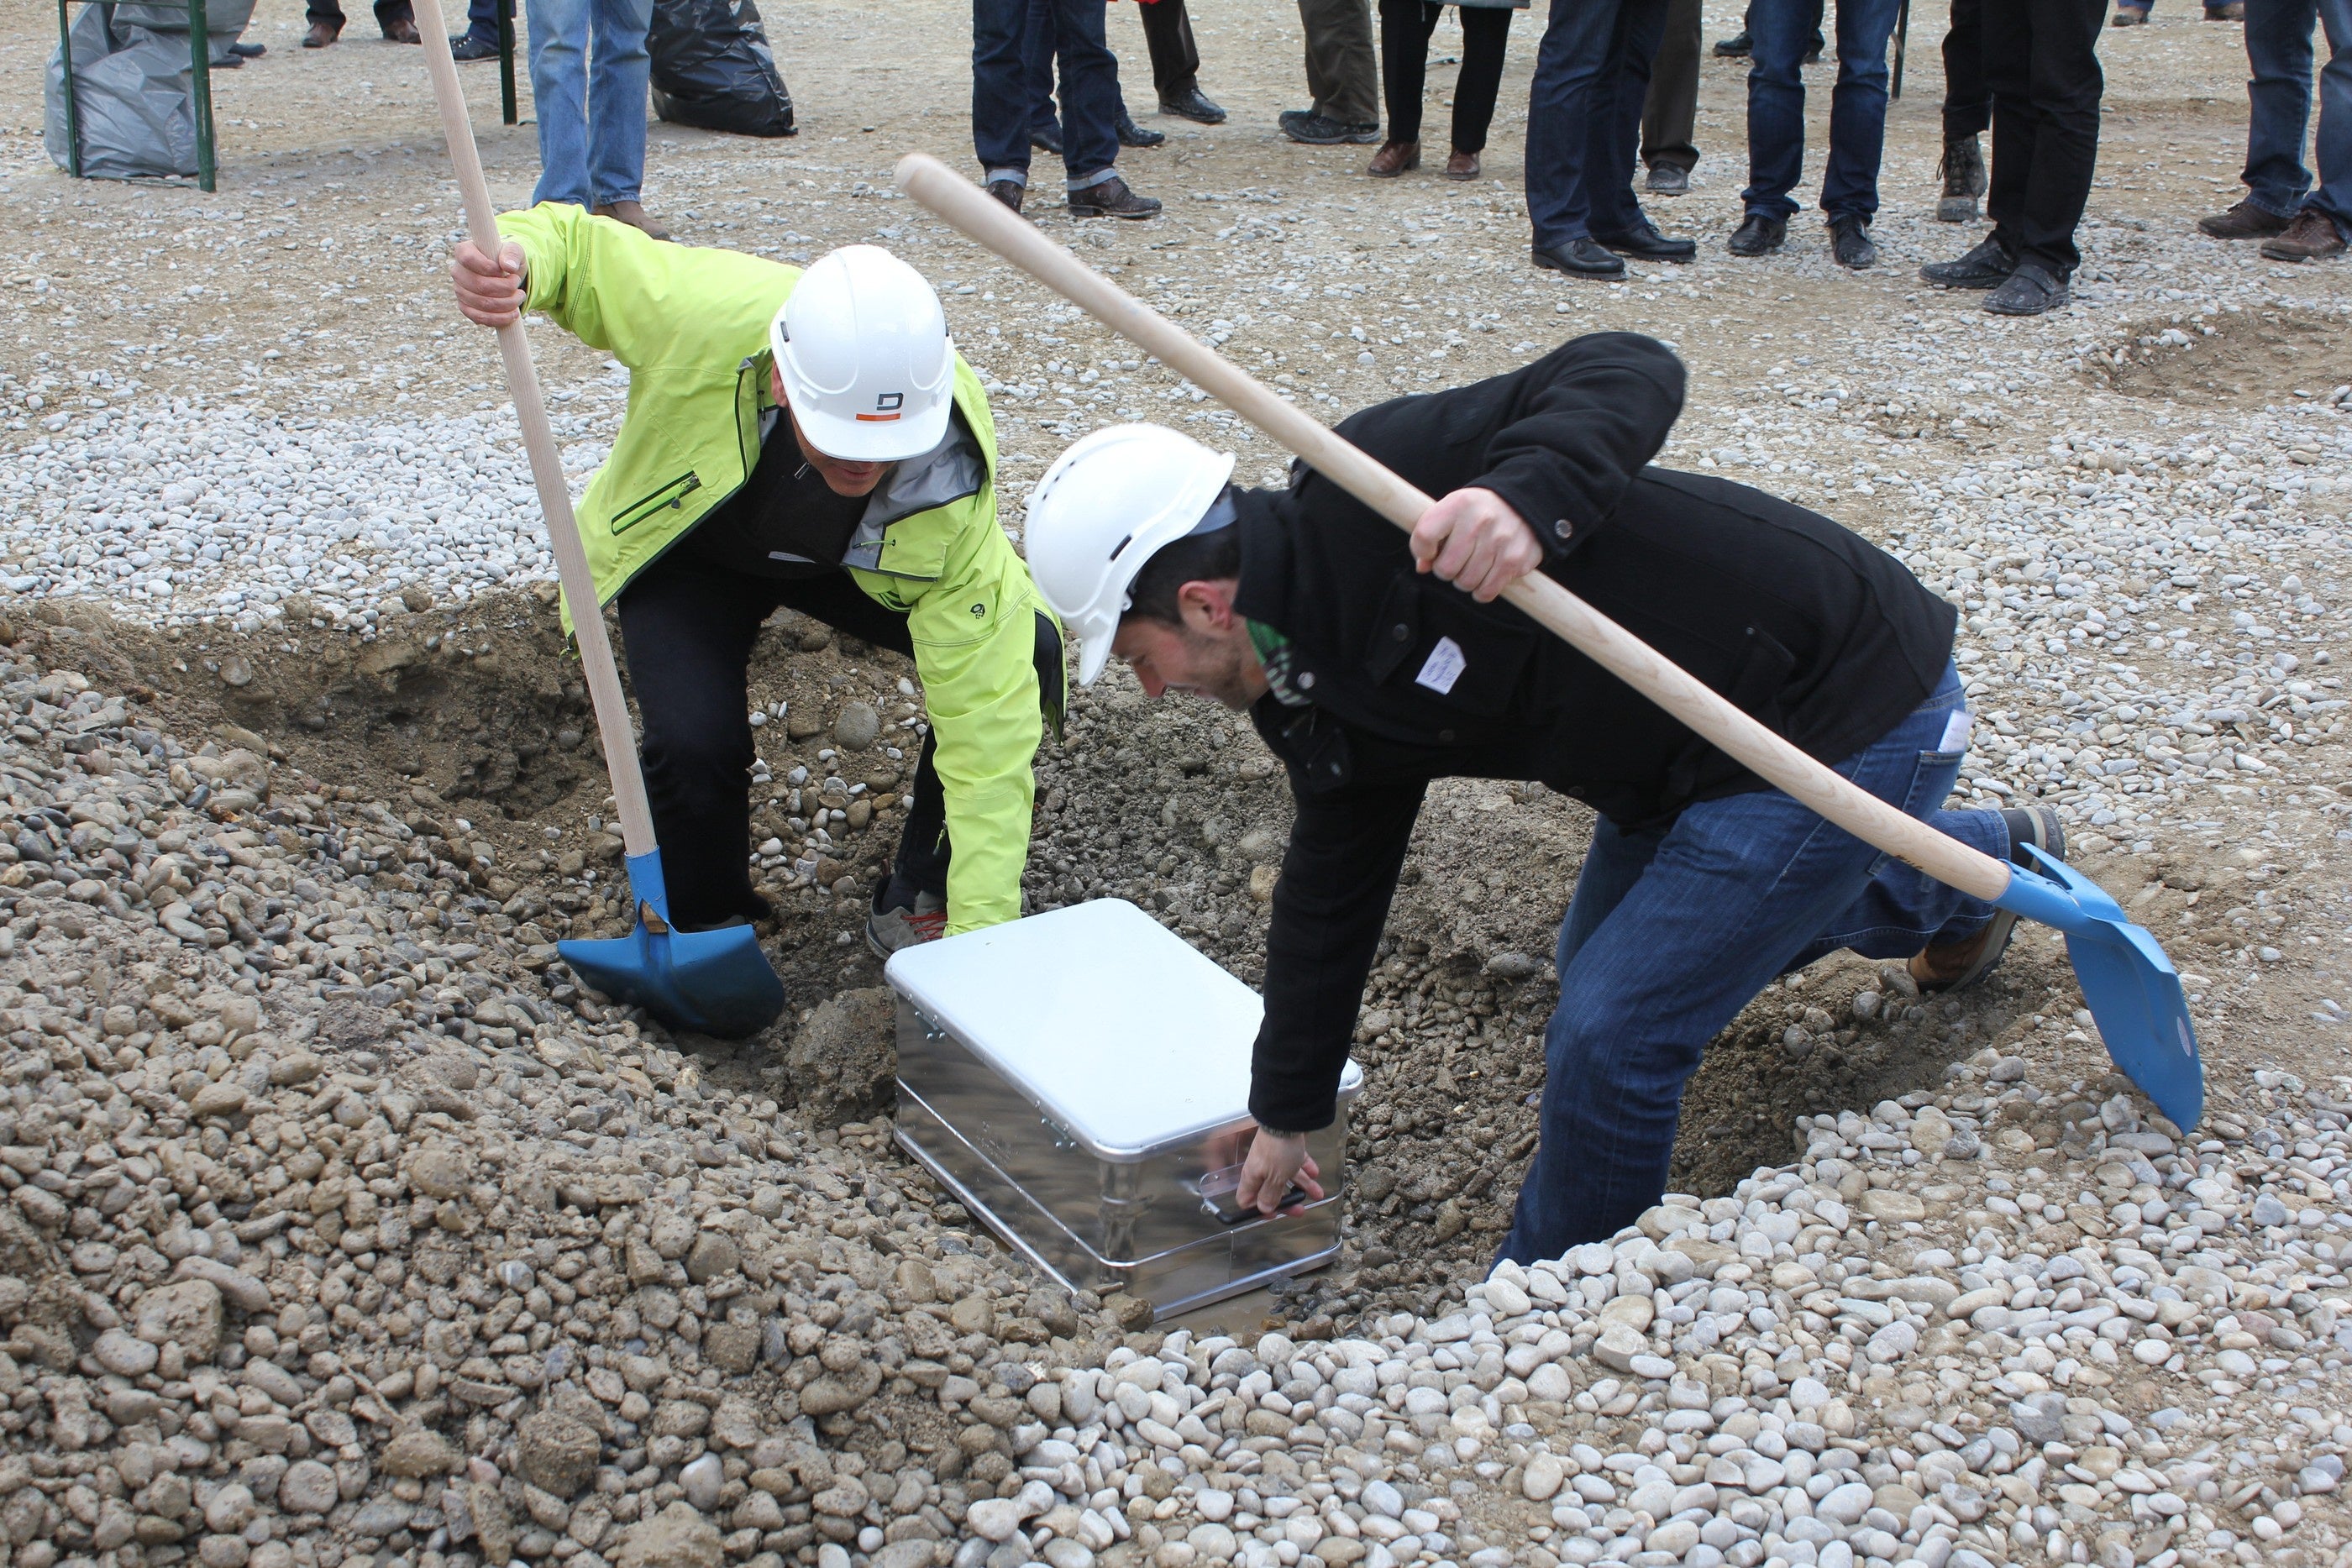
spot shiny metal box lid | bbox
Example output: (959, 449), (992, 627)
(885, 898), (1362, 1161)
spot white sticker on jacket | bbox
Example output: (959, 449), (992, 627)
(1415, 637), (1467, 695)
(1937, 709), (1972, 753)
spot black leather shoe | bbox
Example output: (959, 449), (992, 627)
(229, 39), (266, 56)
(1984, 260), (2069, 315)
(1160, 84), (1226, 124)
(1116, 111), (1166, 149)
(449, 33), (497, 59)
(986, 179), (1025, 214)
(1594, 222), (1697, 262)
(1919, 235), (2017, 288)
(1646, 163), (1690, 196)
(1280, 108), (1381, 144)
(1532, 239), (1625, 277)
(1031, 123), (1064, 157)
(1713, 29), (1750, 55)
(1829, 214), (1877, 270)
(1069, 174), (1162, 219)
(1727, 213), (1786, 256)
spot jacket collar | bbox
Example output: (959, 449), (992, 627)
(1231, 486), (1296, 636)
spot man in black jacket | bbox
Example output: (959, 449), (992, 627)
(1024, 334), (2060, 1261)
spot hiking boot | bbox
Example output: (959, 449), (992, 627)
(2200, 197), (2291, 239)
(302, 19), (339, 45)
(1910, 807), (2066, 994)
(1117, 110), (1166, 148)
(1920, 235), (2015, 288)
(1280, 108), (1380, 144)
(1444, 149), (1481, 181)
(1368, 140), (1420, 177)
(1830, 213), (1877, 269)
(867, 889), (948, 958)
(594, 200), (672, 241)
(986, 178), (1025, 213)
(1728, 213), (1786, 256)
(1937, 134), (1987, 223)
(1160, 83), (1226, 124)
(1985, 260), (2069, 315)
(2259, 207), (2349, 262)
(449, 33), (499, 59)
(1068, 174), (1161, 218)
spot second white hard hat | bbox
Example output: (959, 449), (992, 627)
(1025, 424), (1236, 686)
(770, 244), (954, 464)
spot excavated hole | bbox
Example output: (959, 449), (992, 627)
(2087, 304), (2352, 406)
(41, 592), (2072, 1335)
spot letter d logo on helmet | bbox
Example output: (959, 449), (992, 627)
(770, 245), (953, 464)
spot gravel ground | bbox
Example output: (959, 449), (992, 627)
(3, 5), (2352, 1568)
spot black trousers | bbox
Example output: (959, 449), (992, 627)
(1982, 0), (2103, 275)
(1139, 0), (1203, 94)
(307, 0), (414, 29)
(615, 555), (1059, 929)
(1380, 0), (1514, 153)
(1940, 0), (1990, 140)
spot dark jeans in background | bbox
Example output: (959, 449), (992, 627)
(2239, 0), (2352, 237)
(1525, 0), (1669, 248)
(975, 0), (1121, 188)
(1300, 0), (1381, 126)
(1499, 666), (2008, 1262)
(1641, 0), (1703, 175)
(1381, 0), (1514, 152)
(459, 0), (504, 48)
(1942, 0), (1989, 141)
(1742, 0), (1903, 222)
(1982, 0), (2105, 275)
(307, 0), (413, 31)
(617, 564), (949, 930)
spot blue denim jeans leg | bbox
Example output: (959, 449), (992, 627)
(526, 0), (652, 210)
(2242, 0), (2352, 235)
(1742, 0), (1903, 222)
(1526, 0), (1668, 249)
(975, 0), (1121, 189)
(464, 0), (501, 50)
(1497, 664), (2011, 1265)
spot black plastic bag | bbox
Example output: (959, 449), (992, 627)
(648, 0), (796, 139)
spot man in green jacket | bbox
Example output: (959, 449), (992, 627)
(449, 207), (1058, 952)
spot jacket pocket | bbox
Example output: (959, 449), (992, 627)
(1363, 574), (1539, 720)
(610, 472), (701, 536)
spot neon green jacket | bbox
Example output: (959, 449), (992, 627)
(496, 203), (1043, 935)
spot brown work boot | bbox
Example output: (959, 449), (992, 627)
(302, 18), (339, 45)
(381, 16), (422, 42)
(1445, 149), (1482, 181)
(1068, 174), (1161, 219)
(1910, 806), (2066, 994)
(2199, 197), (2291, 239)
(986, 178), (1025, 214)
(594, 201), (674, 242)
(1367, 139), (1420, 178)
(2259, 207), (2349, 262)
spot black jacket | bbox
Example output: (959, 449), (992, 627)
(1237, 333), (1957, 1133)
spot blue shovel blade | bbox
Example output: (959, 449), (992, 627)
(1991, 847), (2202, 1132)
(559, 849), (786, 1039)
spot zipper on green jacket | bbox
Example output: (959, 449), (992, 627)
(612, 472), (702, 535)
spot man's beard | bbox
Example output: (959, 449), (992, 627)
(1176, 628), (1259, 711)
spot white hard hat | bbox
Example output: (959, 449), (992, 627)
(1026, 424), (1235, 686)
(769, 244), (954, 464)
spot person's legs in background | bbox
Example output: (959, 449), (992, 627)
(2257, 0), (2352, 258)
(585, 0), (658, 229)
(375, 0), (421, 42)
(974, 0), (1037, 206)
(1588, 0), (1690, 254)
(2207, 0), (2318, 239)
(451, 0), (503, 55)
(1288, 0), (1382, 140)
(1027, 0), (1066, 153)
(1816, 0), (1902, 265)
(1735, 0), (1819, 251)
(1448, 5), (1514, 172)
(1051, 0), (1163, 213)
(1525, 0), (1633, 270)
(1978, 0), (2104, 312)
(1141, 0), (1225, 122)
(1939, 0), (1990, 220)
(1641, 0), (1703, 192)
(305, 0), (347, 47)
(528, 0), (594, 208)
(1371, 0), (1440, 173)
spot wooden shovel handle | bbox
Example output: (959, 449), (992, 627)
(894, 153), (2012, 905)
(416, 0), (658, 860)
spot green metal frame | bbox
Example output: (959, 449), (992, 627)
(55, 0), (217, 192)
(498, 0), (517, 124)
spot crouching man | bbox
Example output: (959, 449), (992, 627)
(1021, 333), (2061, 1261)
(450, 211), (1060, 954)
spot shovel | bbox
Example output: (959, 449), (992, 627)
(893, 153), (2203, 1132)
(416, 3), (786, 1039)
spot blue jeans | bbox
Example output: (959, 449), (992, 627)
(526, 0), (652, 209)
(461, 0), (501, 49)
(1498, 665), (2010, 1263)
(1742, 0), (1903, 222)
(974, 0), (1120, 190)
(2242, 0), (2352, 237)
(1525, 0), (1669, 247)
